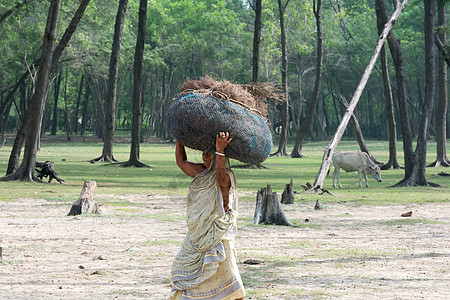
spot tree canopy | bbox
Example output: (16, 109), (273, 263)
(0, 0), (448, 153)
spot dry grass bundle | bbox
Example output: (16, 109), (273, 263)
(180, 76), (283, 118)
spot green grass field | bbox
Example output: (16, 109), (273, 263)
(0, 134), (449, 205)
(1, 134), (449, 299)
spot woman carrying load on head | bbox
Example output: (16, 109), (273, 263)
(170, 132), (245, 300)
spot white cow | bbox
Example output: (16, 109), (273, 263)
(332, 151), (382, 188)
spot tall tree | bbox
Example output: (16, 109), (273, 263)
(1, 0), (61, 181)
(375, 0), (401, 170)
(122, 0), (149, 168)
(251, 0), (262, 83)
(394, 0), (438, 186)
(81, 73), (91, 137)
(91, 0), (128, 163)
(3, 0), (91, 175)
(51, 67), (62, 135)
(74, 74), (85, 134)
(428, 0), (449, 167)
(272, 0), (290, 157)
(291, 0), (323, 158)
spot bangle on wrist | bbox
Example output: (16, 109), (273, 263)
(215, 151), (225, 157)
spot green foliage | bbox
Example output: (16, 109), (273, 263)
(1, 0), (449, 143)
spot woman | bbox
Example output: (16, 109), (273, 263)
(170, 132), (245, 300)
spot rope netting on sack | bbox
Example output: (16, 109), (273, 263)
(167, 77), (281, 165)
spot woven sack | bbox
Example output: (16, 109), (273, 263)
(167, 93), (272, 164)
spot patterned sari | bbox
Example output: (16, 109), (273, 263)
(170, 163), (245, 300)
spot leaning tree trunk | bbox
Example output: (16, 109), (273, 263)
(428, 1), (449, 167)
(313, 0), (408, 189)
(1, 0), (61, 182)
(272, 0), (290, 157)
(291, 0), (323, 158)
(393, 0), (438, 187)
(92, 0), (128, 163)
(122, 0), (148, 168)
(375, 0), (401, 170)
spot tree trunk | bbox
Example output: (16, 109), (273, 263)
(366, 90), (373, 137)
(394, 0), (438, 187)
(272, 0), (290, 157)
(91, 0), (128, 163)
(81, 74), (91, 137)
(1, 0), (61, 182)
(51, 68), (62, 135)
(428, 1), (449, 167)
(63, 68), (71, 141)
(376, 1), (414, 175)
(291, 0), (323, 158)
(313, 1), (408, 189)
(251, 0), (262, 83)
(67, 180), (99, 215)
(253, 184), (292, 226)
(122, 0), (148, 168)
(376, 0), (401, 170)
(74, 74), (84, 134)
(0, 97), (13, 147)
(19, 79), (27, 120)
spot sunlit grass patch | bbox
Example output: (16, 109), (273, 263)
(245, 288), (293, 299)
(107, 201), (143, 207)
(1, 260), (24, 265)
(290, 219), (323, 228)
(7, 243), (44, 251)
(283, 240), (317, 249)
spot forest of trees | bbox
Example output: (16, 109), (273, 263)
(0, 0), (449, 184)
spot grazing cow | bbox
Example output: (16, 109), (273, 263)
(332, 151), (382, 188)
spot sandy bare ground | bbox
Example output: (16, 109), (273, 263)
(0, 192), (449, 299)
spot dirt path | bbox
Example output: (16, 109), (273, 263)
(1, 194), (449, 299)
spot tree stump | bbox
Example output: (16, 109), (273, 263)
(281, 179), (295, 204)
(253, 184), (292, 226)
(67, 180), (100, 216)
(35, 161), (64, 183)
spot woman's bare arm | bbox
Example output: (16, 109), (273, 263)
(215, 132), (232, 210)
(175, 141), (206, 178)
